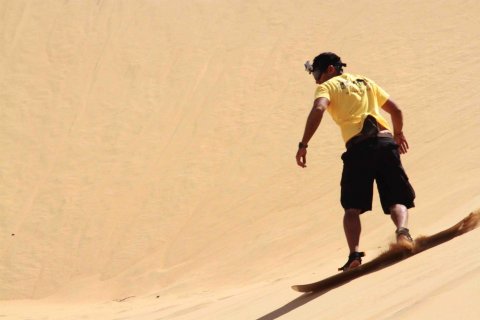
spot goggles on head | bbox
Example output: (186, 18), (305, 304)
(304, 61), (314, 74)
(304, 60), (347, 75)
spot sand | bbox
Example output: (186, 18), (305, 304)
(1, 0), (479, 319)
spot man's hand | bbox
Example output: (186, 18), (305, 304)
(381, 99), (409, 154)
(296, 147), (307, 167)
(394, 132), (409, 154)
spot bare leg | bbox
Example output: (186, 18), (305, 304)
(390, 204), (413, 246)
(343, 208), (362, 253)
(389, 204), (408, 229)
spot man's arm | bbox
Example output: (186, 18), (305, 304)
(381, 98), (409, 154)
(296, 97), (329, 167)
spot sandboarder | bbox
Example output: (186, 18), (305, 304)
(296, 52), (416, 272)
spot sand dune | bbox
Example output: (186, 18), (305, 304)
(1, 0), (480, 319)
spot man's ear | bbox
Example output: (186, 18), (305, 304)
(326, 65), (336, 75)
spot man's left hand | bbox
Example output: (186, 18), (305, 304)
(394, 132), (409, 154)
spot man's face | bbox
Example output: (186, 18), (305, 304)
(313, 65), (337, 84)
(313, 69), (327, 84)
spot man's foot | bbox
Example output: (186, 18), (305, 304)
(338, 251), (365, 272)
(396, 227), (414, 249)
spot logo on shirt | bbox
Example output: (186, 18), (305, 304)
(337, 78), (370, 95)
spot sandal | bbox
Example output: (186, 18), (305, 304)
(338, 251), (365, 272)
(396, 227), (413, 243)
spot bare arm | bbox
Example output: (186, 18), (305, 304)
(381, 99), (409, 154)
(296, 97), (329, 167)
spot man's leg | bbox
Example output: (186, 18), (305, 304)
(376, 138), (415, 244)
(389, 204), (413, 245)
(339, 143), (373, 270)
(389, 204), (408, 229)
(343, 208), (362, 253)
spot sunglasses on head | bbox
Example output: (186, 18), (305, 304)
(304, 60), (347, 75)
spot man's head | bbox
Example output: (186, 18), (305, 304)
(305, 52), (346, 84)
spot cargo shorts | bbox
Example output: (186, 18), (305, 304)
(340, 136), (416, 214)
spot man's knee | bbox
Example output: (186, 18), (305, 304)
(344, 208), (362, 216)
(389, 204), (407, 215)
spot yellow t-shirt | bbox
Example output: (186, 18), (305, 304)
(314, 73), (392, 143)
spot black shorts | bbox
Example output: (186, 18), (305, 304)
(340, 136), (415, 214)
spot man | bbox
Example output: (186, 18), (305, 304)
(296, 52), (416, 272)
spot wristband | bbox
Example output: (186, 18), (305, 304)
(298, 142), (308, 149)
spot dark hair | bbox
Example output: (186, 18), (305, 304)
(312, 52), (347, 74)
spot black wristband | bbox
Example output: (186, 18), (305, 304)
(298, 142), (308, 149)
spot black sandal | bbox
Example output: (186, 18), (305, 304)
(338, 251), (365, 271)
(396, 227), (413, 243)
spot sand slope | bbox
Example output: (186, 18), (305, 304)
(1, 0), (480, 319)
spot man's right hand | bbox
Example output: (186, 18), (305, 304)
(296, 147), (307, 167)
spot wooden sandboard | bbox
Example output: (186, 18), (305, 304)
(292, 211), (480, 293)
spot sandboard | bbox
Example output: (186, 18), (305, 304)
(292, 211), (480, 293)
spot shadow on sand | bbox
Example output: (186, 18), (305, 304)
(257, 210), (480, 320)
